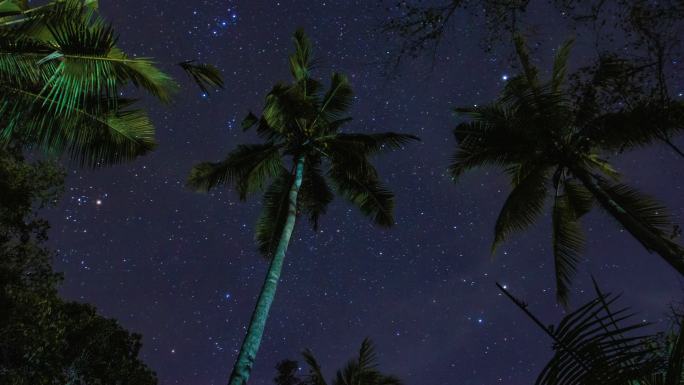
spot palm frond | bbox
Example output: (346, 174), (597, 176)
(302, 349), (328, 385)
(492, 165), (550, 253)
(186, 143), (283, 197)
(255, 170), (293, 259)
(358, 338), (378, 372)
(43, 16), (178, 108)
(0, 86), (155, 167)
(564, 180), (593, 218)
(535, 286), (662, 385)
(599, 181), (678, 239)
(289, 28), (314, 82)
(551, 39), (574, 92)
(450, 104), (534, 180)
(178, 60), (223, 93)
(316, 72), (353, 123)
(552, 193), (585, 306)
(327, 155), (394, 227)
(298, 161), (334, 230)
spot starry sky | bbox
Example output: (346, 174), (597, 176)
(46, 1), (684, 385)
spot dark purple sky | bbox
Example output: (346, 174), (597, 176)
(47, 1), (684, 384)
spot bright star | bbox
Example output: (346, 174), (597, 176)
(501, 74), (508, 81)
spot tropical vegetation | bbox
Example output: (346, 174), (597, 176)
(273, 339), (402, 385)
(0, 0), (222, 167)
(187, 28), (418, 385)
(449, 35), (684, 305)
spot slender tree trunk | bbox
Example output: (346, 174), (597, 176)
(228, 156), (306, 385)
(571, 166), (684, 275)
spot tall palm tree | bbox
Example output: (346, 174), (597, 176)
(0, 0), (222, 167)
(297, 338), (402, 385)
(187, 29), (418, 385)
(450, 35), (684, 305)
(498, 281), (684, 385)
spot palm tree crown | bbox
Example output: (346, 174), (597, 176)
(450, 35), (684, 305)
(188, 28), (418, 257)
(0, 0), (222, 167)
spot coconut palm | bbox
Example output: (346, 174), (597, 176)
(0, 0), (222, 167)
(187, 29), (418, 385)
(498, 281), (684, 385)
(450, 35), (684, 305)
(297, 338), (402, 385)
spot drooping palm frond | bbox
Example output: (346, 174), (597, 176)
(450, 104), (534, 180)
(598, 180), (678, 240)
(186, 143), (283, 198)
(492, 164), (550, 253)
(178, 60), (224, 93)
(298, 160), (334, 230)
(255, 170), (293, 259)
(0, 87), (156, 167)
(552, 192), (585, 306)
(327, 151), (394, 227)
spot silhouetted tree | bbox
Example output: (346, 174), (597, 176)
(0, 147), (157, 384)
(187, 29), (418, 385)
(450, 36), (684, 305)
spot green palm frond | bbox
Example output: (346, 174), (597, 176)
(0, 84), (155, 167)
(289, 28), (314, 82)
(551, 39), (574, 92)
(327, 150), (394, 227)
(298, 161), (334, 230)
(178, 60), (224, 93)
(316, 72), (353, 124)
(492, 165), (550, 253)
(255, 170), (293, 258)
(0, 0), (24, 17)
(552, 192), (584, 306)
(186, 143), (283, 197)
(564, 180), (593, 218)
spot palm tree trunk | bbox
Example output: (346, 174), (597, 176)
(228, 155), (306, 385)
(571, 166), (684, 276)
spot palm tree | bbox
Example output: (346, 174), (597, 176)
(297, 338), (402, 385)
(498, 281), (684, 385)
(187, 29), (418, 385)
(450, 35), (684, 305)
(0, 0), (222, 167)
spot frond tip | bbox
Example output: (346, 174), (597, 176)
(179, 60), (224, 93)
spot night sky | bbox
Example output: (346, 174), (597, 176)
(45, 1), (683, 384)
